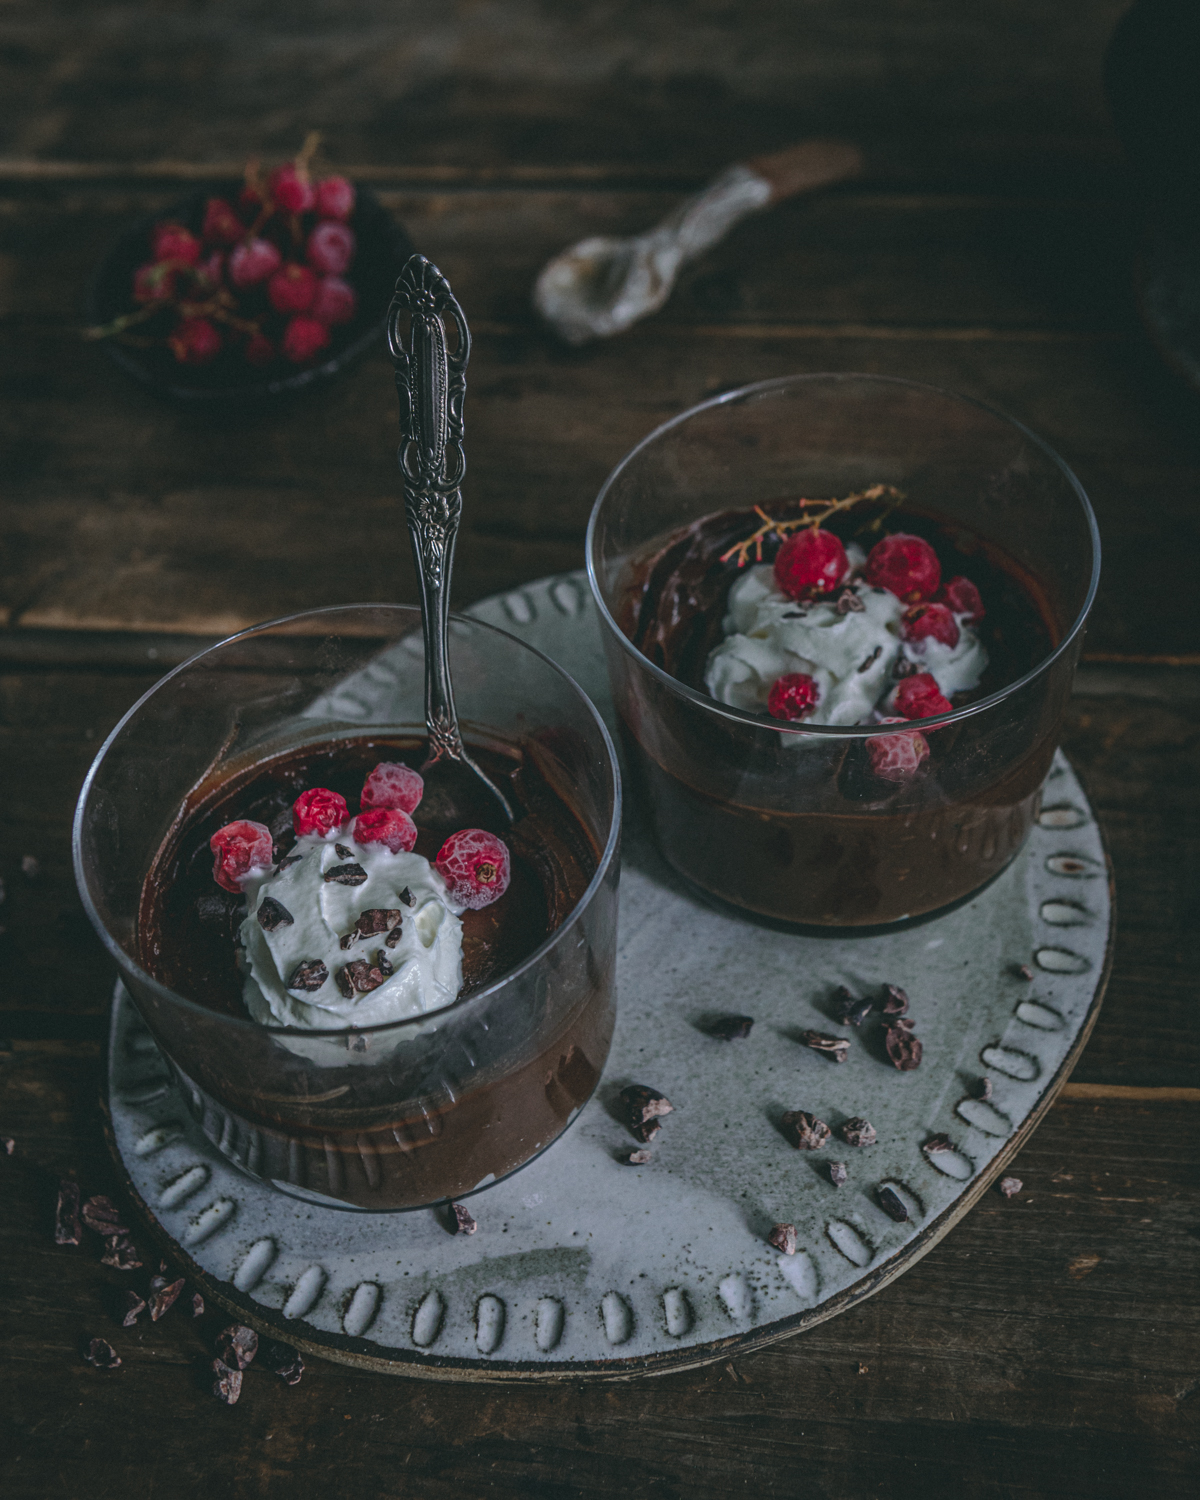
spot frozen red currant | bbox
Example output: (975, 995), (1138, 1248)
(201, 197), (244, 246)
(893, 672), (954, 719)
(228, 237), (282, 289)
(267, 262), (318, 314)
(269, 163), (315, 214)
(435, 829), (512, 910)
(314, 175), (355, 220)
(168, 318), (221, 365)
(867, 720), (930, 783)
(863, 533), (941, 602)
(293, 787), (349, 838)
(902, 602), (960, 648)
(281, 315), (331, 364)
(151, 222), (201, 265)
(243, 331), (275, 367)
(773, 528), (847, 599)
(209, 820), (273, 893)
(361, 762), (424, 814)
(352, 807), (418, 855)
(306, 221), (355, 276)
(935, 574), (985, 622)
(132, 261), (181, 304)
(767, 672), (821, 721)
(310, 275), (357, 326)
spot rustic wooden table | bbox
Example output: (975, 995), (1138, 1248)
(2, 3), (1198, 1495)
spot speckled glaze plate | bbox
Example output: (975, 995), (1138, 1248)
(104, 571), (1113, 1381)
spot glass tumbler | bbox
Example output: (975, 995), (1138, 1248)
(75, 606), (621, 1210)
(587, 373), (1099, 930)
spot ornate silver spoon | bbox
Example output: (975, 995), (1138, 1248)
(388, 254), (515, 824)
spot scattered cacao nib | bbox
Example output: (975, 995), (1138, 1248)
(1013, 964), (1035, 981)
(384, 922), (404, 948)
(781, 606), (810, 619)
(399, 886), (415, 907)
(878, 1185), (909, 1222)
(117, 1290), (146, 1327)
(257, 896), (294, 932)
(799, 1030), (851, 1063)
(829, 1161), (848, 1187)
(885, 1021), (923, 1071)
(857, 644), (882, 672)
(976, 1077), (993, 1102)
(837, 590), (866, 616)
(768, 1222), (798, 1255)
(85, 1337), (121, 1370)
(374, 950), (394, 977)
(450, 1202), (477, 1235)
(921, 1134), (953, 1157)
(101, 1234), (142, 1271)
(275, 853), (303, 871)
(211, 1358), (242, 1405)
(215, 1324), (258, 1370)
(339, 959), (387, 996)
(357, 907), (403, 937)
(339, 931), (357, 950)
(261, 1339), (304, 1386)
(625, 1149), (652, 1164)
(324, 862), (368, 886)
(81, 1194), (129, 1237)
(54, 1179), (82, 1246)
(288, 959), (328, 993)
(880, 984), (909, 1017)
(839, 1117), (877, 1148)
(781, 1110), (831, 1150)
(619, 1085), (675, 1142)
(347, 1032), (368, 1053)
(998, 1176), (1023, 1198)
(833, 987), (874, 1027)
(192, 1293), (205, 1318)
(335, 843), (354, 860)
(148, 1276), (185, 1321)
(708, 1015), (754, 1041)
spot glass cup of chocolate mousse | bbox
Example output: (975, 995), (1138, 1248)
(74, 605), (621, 1211)
(587, 373), (1099, 931)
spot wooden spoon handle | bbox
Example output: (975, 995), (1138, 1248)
(746, 139), (864, 203)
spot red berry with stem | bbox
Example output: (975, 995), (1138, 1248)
(314, 175), (355, 220)
(310, 274), (357, 326)
(267, 262), (318, 314)
(902, 602), (960, 648)
(281, 315), (331, 363)
(201, 197), (244, 246)
(209, 820), (273, 893)
(243, 331), (275, 367)
(864, 533), (941, 602)
(269, 162), (315, 214)
(293, 787), (348, 838)
(435, 829), (512, 910)
(151, 222), (201, 265)
(935, 574), (985, 622)
(352, 807), (418, 855)
(132, 260), (181, 304)
(361, 762), (424, 814)
(168, 317), (221, 365)
(306, 221), (355, 275)
(773, 528), (847, 599)
(229, 237), (282, 288)
(867, 719), (930, 783)
(767, 672), (821, 721)
(893, 672), (953, 719)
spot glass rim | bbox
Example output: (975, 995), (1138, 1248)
(585, 371), (1101, 738)
(72, 602), (623, 1038)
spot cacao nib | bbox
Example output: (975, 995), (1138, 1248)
(54, 1179), (82, 1246)
(976, 1077), (993, 1102)
(374, 950), (394, 976)
(885, 1021), (923, 1071)
(708, 1014), (754, 1041)
(148, 1276), (185, 1321)
(215, 1324), (258, 1370)
(288, 959), (328, 992)
(117, 1290), (146, 1327)
(211, 1358), (242, 1404)
(880, 984), (909, 1017)
(835, 587), (866, 615)
(261, 1339), (304, 1385)
(85, 1337), (121, 1370)
(829, 1161), (848, 1187)
(833, 986), (874, 1027)
(921, 1134), (953, 1157)
(339, 931), (357, 950)
(1013, 964), (1035, 981)
(324, 863), (368, 886)
(857, 644), (882, 671)
(877, 1185), (909, 1222)
(768, 1222), (798, 1255)
(839, 1117), (877, 1148)
(335, 843), (354, 860)
(799, 1030), (851, 1063)
(356, 908), (402, 936)
(347, 1032), (368, 1053)
(384, 922), (404, 948)
(275, 854), (303, 871)
(625, 1148), (652, 1164)
(619, 1085), (675, 1142)
(101, 1234), (142, 1271)
(339, 959), (386, 995)
(998, 1176), (1023, 1198)
(192, 1293), (205, 1318)
(399, 886), (415, 907)
(781, 1110), (830, 1150)
(81, 1194), (129, 1237)
(257, 897), (294, 932)
(450, 1203), (477, 1235)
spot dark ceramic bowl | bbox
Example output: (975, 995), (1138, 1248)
(86, 183), (413, 403)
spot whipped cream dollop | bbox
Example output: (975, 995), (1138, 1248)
(238, 833), (465, 1030)
(704, 561), (987, 725)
